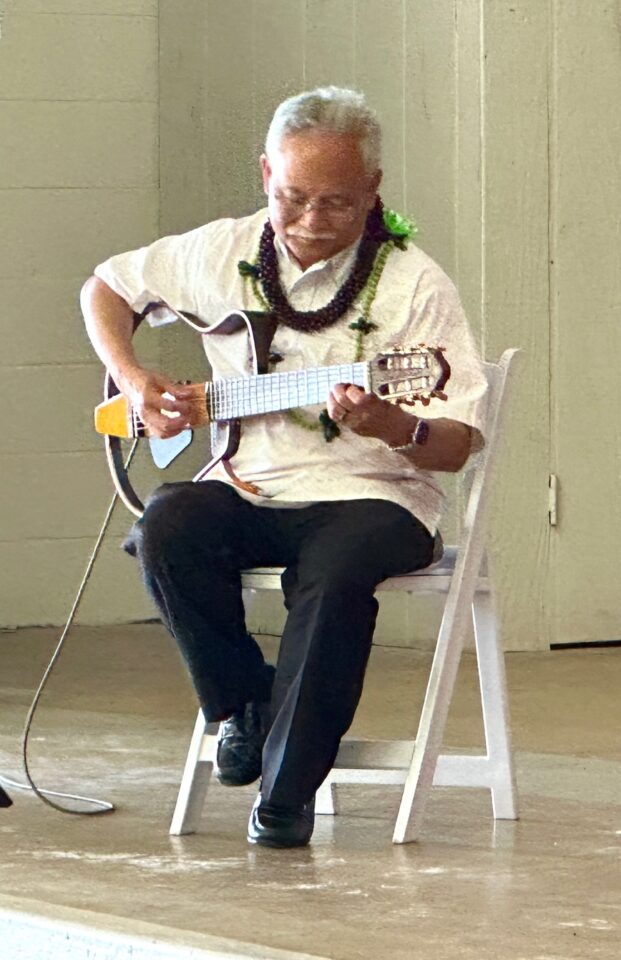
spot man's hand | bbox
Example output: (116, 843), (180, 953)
(119, 367), (197, 439)
(327, 383), (474, 472)
(80, 277), (198, 440)
(328, 383), (415, 447)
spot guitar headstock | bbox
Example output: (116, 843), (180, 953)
(370, 345), (451, 406)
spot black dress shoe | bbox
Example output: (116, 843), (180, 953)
(247, 793), (315, 848)
(215, 699), (271, 787)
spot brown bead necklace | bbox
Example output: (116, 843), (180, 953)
(237, 198), (397, 333)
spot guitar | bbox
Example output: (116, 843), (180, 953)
(95, 312), (450, 517)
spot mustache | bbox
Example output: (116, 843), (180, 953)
(286, 230), (337, 241)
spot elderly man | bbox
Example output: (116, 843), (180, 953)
(81, 87), (486, 848)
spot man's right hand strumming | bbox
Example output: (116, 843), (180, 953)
(80, 275), (195, 439)
(117, 366), (196, 439)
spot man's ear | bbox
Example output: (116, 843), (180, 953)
(260, 153), (271, 194)
(368, 168), (383, 206)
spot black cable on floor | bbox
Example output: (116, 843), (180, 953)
(0, 440), (139, 815)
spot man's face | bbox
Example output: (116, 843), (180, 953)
(260, 130), (381, 269)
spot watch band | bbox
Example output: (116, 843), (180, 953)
(388, 417), (430, 452)
(413, 418), (430, 446)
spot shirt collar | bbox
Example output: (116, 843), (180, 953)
(274, 232), (361, 279)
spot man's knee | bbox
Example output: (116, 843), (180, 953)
(124, 480), (248, 567)
(123, 483), (192, 561)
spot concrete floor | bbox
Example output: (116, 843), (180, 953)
(0, 624), (619, 959)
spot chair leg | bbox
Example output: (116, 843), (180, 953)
(169, 711), (218, 836)
(472, 592), (518, 820)
(392, 592), (470, 844)
(315, 778), (337, 815)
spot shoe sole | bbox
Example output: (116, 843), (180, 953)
(215, 770), (261, 787)
(247, 833), (311, 848)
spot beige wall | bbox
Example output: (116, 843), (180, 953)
(158, 0), (620, 650)
(549, 1), (621, 644)
(0, 0), (160, 625)
(2, 1), (619, 651)
(158, 0), (552, 650)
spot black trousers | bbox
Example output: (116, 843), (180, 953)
(126, 480), (434, 808)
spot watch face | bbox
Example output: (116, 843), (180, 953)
(414, 419), (430, 446)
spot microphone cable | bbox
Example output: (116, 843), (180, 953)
(0, 440), (139, 815)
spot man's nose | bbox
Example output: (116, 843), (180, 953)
(299, 202), (326, 224)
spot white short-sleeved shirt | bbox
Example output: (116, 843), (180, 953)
(95, 208), (487, 534)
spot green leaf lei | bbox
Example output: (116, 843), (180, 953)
(238, 206), (417, 440)
(381, 208), (418, 248)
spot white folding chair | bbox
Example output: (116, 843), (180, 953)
(170, 349), (519, 843)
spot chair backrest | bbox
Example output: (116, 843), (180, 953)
(447, 348), (520, 597)
(465, 350), (519, 533)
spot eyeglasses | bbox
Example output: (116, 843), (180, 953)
(272, 191), (361, 223)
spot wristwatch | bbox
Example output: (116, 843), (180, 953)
(388, 417), (430, 451)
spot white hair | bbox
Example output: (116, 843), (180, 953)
(265, 86), (382, 174)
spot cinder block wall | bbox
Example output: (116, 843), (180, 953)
(0, 1), (160, 626)
(3, 2), (619, 653)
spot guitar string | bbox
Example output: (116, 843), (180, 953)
(207, 352), (433, 421)
(211, 364), (431, 419)
(211, 362), (373, 420)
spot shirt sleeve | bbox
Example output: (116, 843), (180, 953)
(93, 224), (213, 326)
(404, 263), (488, 444)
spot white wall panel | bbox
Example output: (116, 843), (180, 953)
(1, 277), (160, 367)
(0, 102), (158, 189)
(4, 1), (156, 13)
(354, 0), (405, 210)
(0, 538), (154, 627)
(0, 3), (159, 628)
(0, 364), (108, 454)
(0, 14), (157, 101)
(481, 0), (552, 650)
(403, 0), (457, 276)
(304, 0), (356, 89)
(158, 0), (209, 235)
(0, 188), (158, 280)
(549, 0), (621, 644)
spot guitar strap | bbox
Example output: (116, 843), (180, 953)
(243, 310), (279, 375)
(205, 310), (278, 496)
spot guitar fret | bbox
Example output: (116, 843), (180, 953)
(210, 361), (368, 421)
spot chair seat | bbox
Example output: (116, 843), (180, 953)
(241, 547), (490, 594)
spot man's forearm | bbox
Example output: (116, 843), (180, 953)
(80, 275), (142, 393)
(81, 275), (197, 437)
(388, 416), (475, 473)
(327, 383), (476, 473)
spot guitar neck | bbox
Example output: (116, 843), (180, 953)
(94, 346), (447, 440)
(207, 361), (369, 420)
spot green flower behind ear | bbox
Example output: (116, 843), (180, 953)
(382, 208), (418, 245)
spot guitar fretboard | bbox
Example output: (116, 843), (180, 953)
(207, 361), (369, 421)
